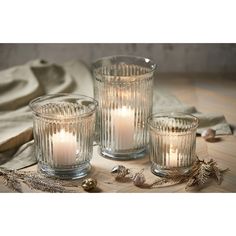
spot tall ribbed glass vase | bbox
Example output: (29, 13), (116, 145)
(29, 94), (98, 179)
(93, 56), (157, 160)
(148, 112), (199, 177)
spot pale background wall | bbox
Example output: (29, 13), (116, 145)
(0, 44), (236, 73)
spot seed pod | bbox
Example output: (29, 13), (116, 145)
(201, 128), (216, 141)
(81, 178), (97, 191)
(132, 172), (146, 187)
(111, 165), (130, 178)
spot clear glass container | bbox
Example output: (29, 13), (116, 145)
(148, 112), (199, 177)
(29, 94), (98, 179)
(93, 55), (157, 160)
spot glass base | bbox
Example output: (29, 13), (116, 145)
(100, 147), (147, 161)
(151, 163), (192, 177)
(38, 162), (91, 179)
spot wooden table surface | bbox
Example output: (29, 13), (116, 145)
(1, 73), (236, 193)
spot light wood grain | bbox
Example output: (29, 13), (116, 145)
(1, 73), (236, 192)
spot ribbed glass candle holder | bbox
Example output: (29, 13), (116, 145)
(93, 55), (157, 160)
(29, 94), (98, 179)
(148, 112), (199, 177)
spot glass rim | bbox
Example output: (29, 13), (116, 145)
(147, 112), (199, 134)
(29, 93), (98, 120)
(92, 55), (157, 83)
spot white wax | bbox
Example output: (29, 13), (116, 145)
(112, 106), (135, 150)
(52, 129), (77, 166)
(169, 144), (178, 167)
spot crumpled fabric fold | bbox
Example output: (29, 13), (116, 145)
(0, 59), (93, 169)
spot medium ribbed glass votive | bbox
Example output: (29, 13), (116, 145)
(93, 55), (157, 160)
(148, 112), (199, 177)
(29, 94), (98, 179)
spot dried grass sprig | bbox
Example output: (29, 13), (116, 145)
(0, 168), (73, 193)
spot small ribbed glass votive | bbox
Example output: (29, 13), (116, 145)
(148, 112), (199, 177)
(93, 55), (157, 160)
(29, 94), (98, 179)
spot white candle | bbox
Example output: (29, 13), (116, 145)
(169, 144), (178, 167)
(52, 129), (77, 166)
(112, 106), (134, 150)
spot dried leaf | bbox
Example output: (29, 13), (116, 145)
(184, 158), (229, 189)
(212, 166), (229, 185)
(185, 177), (197, 189)
(197, 163), (212, 185)
(212, 165), (222, 184)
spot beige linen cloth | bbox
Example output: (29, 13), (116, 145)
(0, 59), (93, 170)
(0, 60), (232, 170)
(153, 91), (232, 135)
